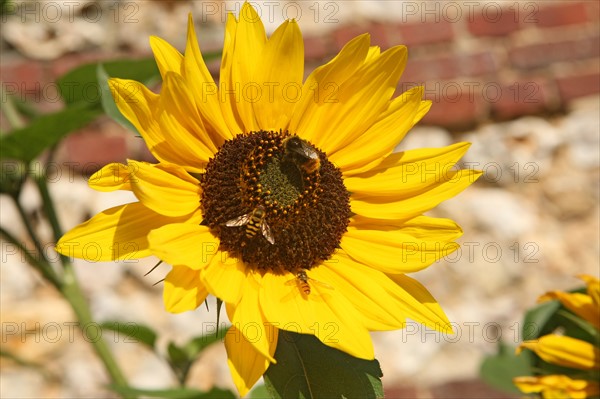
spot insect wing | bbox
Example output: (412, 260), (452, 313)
(309, 277), (333, 290)
(225, 213), (252, 227)
(261, 220), (275, 244)
(297, 141), (318, 159)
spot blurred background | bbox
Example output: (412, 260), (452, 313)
(1, 0), (598, 397)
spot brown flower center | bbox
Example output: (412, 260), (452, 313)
(199, 130), (350, 274)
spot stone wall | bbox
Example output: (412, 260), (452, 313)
(1, 1), (598, 397)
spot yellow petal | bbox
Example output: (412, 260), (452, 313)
(330, 87), (424, 173)
(228, 2), (266, 132)
(350, 169), (482, 220)
(385, 272), (453, 333)
(517, 335), (600, 370)
(182, 14), (233, 144)
(539, 291), (600, 330)
(225, 325), (273, 397)
(147, 223), (219, 269)
(290, 34), (370, 142)
(316, 255), (405, 330)
(56, 203), (201, 261)
(163, 265), (208, 313)
(253, 19), (304, 130)
(218, 13), (244, 134)
(127, 160), (200, 217)
(158, 72), (216, 156)
(341, 215), (462, 273)
(258, 272), (374, 360)
(514, 375), (600, 399)
(149, 35), (183, 78)
(87, 162), (132, 192)
(345, 142), (471, 198)
(306, 45), (408, 155)
(579, 274), (600, 307)
(226, 273), (277, 362)
(108, 78), (204, 173)
(200, 253), (247, 304)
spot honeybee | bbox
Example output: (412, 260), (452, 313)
(286, 270), (332, 296)
(282, 135), (321, 174)
(225, 205), (275, 244)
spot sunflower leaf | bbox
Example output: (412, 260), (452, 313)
(99, 321), (157, 350)
(522, 299), (561, 340)
(264, 331), (383, 399)
(479, 341), (532, 395)
(97, 64), (139, 134)
(0, 103), (101, 163)
(57, 58), (159, 106)
(183, 326), (229, 359)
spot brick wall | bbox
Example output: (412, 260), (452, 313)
(1, 1), (598, 171)
(319, 1), (599, 129)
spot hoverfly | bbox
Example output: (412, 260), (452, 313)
(286, 270), (332, 296)
(225, 205), (275, 244)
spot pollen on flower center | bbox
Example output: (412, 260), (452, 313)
(200, 130), (351, 274)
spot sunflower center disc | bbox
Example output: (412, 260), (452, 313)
(200, 130), (351, 274)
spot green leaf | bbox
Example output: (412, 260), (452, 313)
(480, 341), (532, 395)
(57, 58), (159, 106)
(184, 326), (229, 359)
(97, 64), (139, 134)
(108, 385), (236, 399)
(522, 299), (561, 340)
(248, 384), (271, 399)
(0, 103), (101, 163)
(264, 331), (383, 399)
(100, 321), (157, 350)
(168, 341), (190, 368)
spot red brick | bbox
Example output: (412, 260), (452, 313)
(332, 25), (363, 51)
(468, 7), (520, 37)
(419, 80), (488, 129)
(303, 35), (331, 61)
(367, 22), (391, 49)
(0, 58), (48, 95)
(509, 35), (600, 70)
(401, 52), (497, 83)
(587, 2), (600, 21)
(61, 121), (129, 174)
(490, 78), (551, 120)
(331, 23), (388, 51)
(535, 2), (589, 28)
(384, 385), (420, 398)
(431, 378), (520, 398)
(50, 52), (117, 79)
(556, 71), (600, 103)
(395, 20), (454, 46)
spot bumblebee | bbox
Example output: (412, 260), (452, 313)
(225, 205), (275, 244)
(282, 135), (321, 174)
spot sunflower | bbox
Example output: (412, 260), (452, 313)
(57, 3), (480, 394)
(513, 375), (600, 399)
(513, 275), (600, 399)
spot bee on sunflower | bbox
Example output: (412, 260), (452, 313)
(57, 2), (480, 394)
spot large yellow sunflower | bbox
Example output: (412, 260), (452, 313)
(57, 3), (480, 394)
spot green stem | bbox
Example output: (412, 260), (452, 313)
(33, 171), (135, 398)
(34, 175), (70, 265)
(0, 226), (60, 288)
(0, 82), (26, 130)
(10, 194), (52, 266)
(60, 261), (134, 398)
